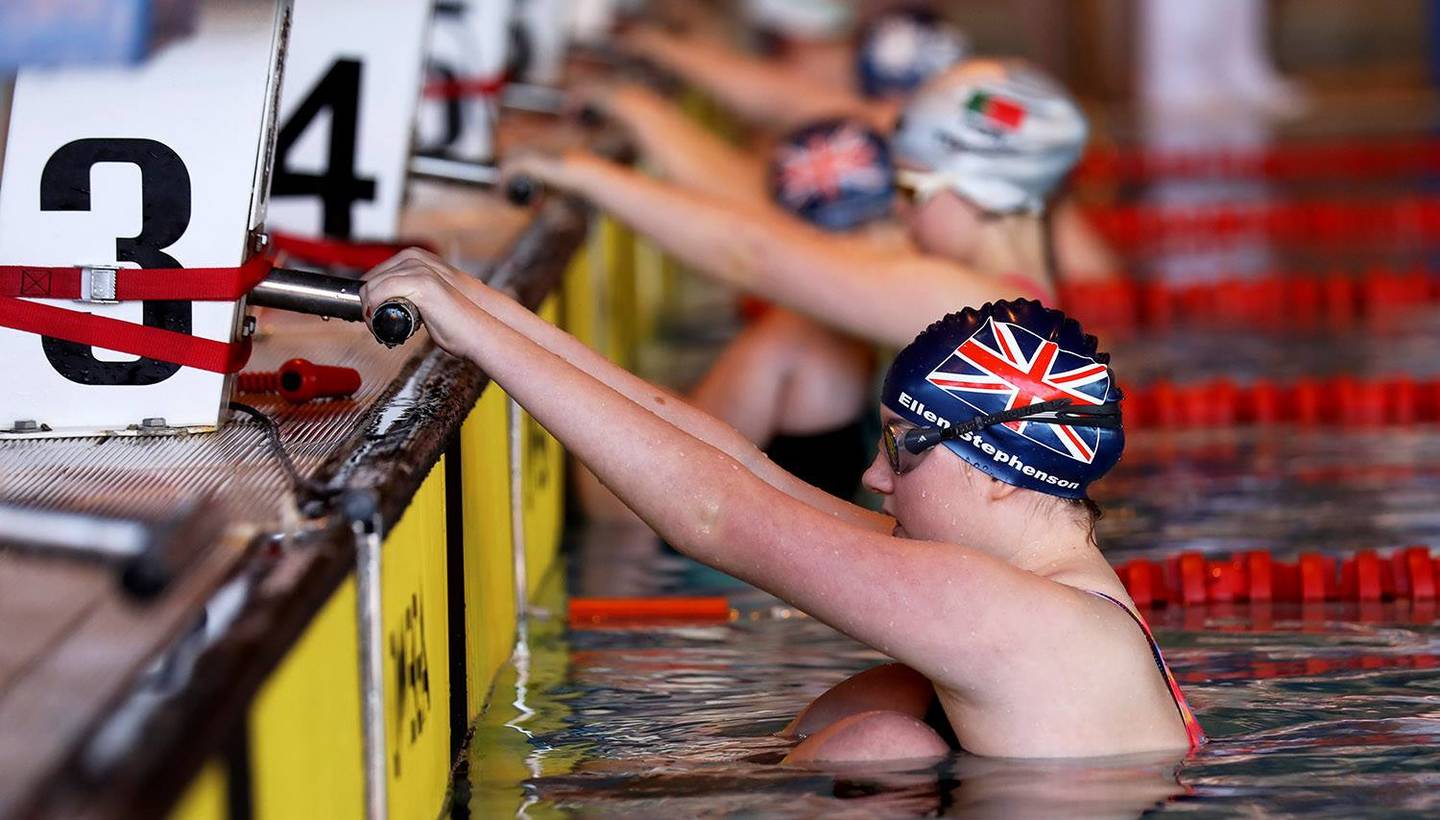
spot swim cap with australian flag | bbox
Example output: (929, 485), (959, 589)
(881, 299), (1123, 499)
(892, 59), (1087, 214)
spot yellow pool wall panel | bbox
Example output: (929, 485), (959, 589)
(248, 578), (365, 820)
(459, 385), (519, 719)
(379, 463), (451, 820)
(247, 463), (453, 820)
(166, 759), (227, 820)
(164, 238), (601, 819)
(522, 295), (566, 596)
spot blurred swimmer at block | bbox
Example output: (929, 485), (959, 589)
(508, 61), (1100, 353)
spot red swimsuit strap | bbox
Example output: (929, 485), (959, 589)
(998, 272), (1054, 304)
(1087, 590), (1207, 750)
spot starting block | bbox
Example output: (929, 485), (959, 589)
(0, 0), (289, 437)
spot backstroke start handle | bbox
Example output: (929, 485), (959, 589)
(248, 267), (421, 347)
(406, 155), (542, 206)
(368, 298), (422, 347)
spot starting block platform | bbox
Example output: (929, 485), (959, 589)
(0, 188), (595, 820)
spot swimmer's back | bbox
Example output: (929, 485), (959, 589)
(923, 570), (1202, 758)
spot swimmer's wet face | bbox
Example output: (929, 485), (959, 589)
(864, 407), (993, 541)
(894, 161), (986, 260)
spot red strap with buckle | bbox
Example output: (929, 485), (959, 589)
(0, 255), (273, 301)
(0, 255), (273, 374)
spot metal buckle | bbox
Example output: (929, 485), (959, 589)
(78, 266), (119, 304)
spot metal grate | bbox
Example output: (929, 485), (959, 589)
(0, 312), (423, 528)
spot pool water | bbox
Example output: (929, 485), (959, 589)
(451, 534), (1440, 818)
(450, 306), (1440, 816)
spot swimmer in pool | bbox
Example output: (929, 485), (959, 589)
(528, 62), (1116, 508)
(361, 250), (1206, 760)
(688, 119), (896, 500)
(573, 6), (970, 212)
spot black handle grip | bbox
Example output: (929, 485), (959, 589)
(505, 174), (541, 206)
(578, 104), (605, 128)
(370, 298), (422, 347)
(120, 551), (173, 600)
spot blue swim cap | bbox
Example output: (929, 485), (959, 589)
(881, 299), (1123, 499)
(769, 118), (895, 231)
(856, 8), (969, 99)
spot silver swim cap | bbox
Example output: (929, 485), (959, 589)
(892, 61), (1087, 214)
(743, 0), (855, 40)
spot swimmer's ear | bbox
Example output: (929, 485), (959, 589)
(985, 479), (1021, 504)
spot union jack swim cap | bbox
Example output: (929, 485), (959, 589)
(881, 299), (1123, 499)
(769, 118), (895, 231)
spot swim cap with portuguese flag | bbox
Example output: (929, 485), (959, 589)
(881, 299), (1123, 499)
(892, 60), (1087, 214)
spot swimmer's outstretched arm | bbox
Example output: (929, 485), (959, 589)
(620, 28), (886, 132)
(360, 256), (1059, 689)
(504, 153), (1028, 348)
(1052, 201), (1121, 282)
(366, 249), (889, 533)
(583, 83), (767, 204)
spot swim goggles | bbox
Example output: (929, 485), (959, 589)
(894, 168), (955, 206)
(882, 397), (1122, 474)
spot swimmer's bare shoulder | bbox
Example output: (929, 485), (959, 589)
(711, 500), (1188, 755)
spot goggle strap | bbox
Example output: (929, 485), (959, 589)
(900, 399), (1121, 454)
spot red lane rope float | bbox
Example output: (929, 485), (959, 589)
(0, 256), (273, 373)
(1116, 547), (1440, 608)
(1059, 270), (1439, 332)
(1083, 197), (1440, 250)
(1076, 138), (1440, 185)
(268, 231), (433, 271)
(1122, 375), (1440, 430)
(1176, 653), (1440, 685)
(568, 550), (1439, 626)
(568, 550), (1439, 624)
(568, 596), (733, 625)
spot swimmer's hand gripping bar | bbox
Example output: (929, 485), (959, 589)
(407, 156), (542, 206)
(499, 83), (608, 128)
(901, 398), (1122, 454)
(248, 267), (420, 347)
